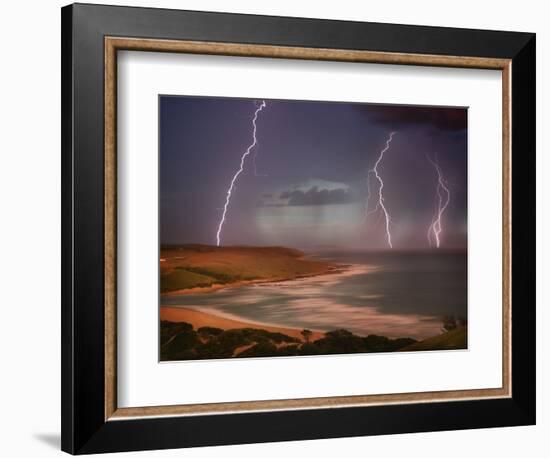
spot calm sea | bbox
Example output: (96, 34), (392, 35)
(161, 251), (467, 340)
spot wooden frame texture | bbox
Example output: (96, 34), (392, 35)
(104, 36), (512, 419)
(62, 3), (535, 454)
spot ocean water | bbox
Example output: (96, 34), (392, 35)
(161, 251), (467, 340)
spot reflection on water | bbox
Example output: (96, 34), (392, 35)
(161, 251), (467, 340)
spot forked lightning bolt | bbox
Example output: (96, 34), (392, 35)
(365, 131), (397, 249)
(426, 153), (451, 248)
(216, 100), (267, 246)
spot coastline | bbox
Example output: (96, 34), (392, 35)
(161, 263), (350, 297)
(160, 306), (325, 342)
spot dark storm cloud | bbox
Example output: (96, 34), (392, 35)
(160, 95), (467, 249)
(360, 105), (467, 131)
(280, 186), (354, 206)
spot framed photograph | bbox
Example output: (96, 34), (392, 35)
(61, 3), (536, 454)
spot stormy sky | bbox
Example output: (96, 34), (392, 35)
(160, 95), (467, 251)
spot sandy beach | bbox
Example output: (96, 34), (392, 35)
(160, 306), (325, 342)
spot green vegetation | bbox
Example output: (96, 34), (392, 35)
(400, 326), (467, 351)
(161, 321), (300, 361)
(160, 321), (419, 361)
(161, 269), (216, 291)
(160, 244), (337, 293)
(182, 266), (256, 283)
(299, 330), (417, 356)
(441, 315), (467, 332)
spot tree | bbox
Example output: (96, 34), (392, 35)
(301, 329), (313, 343)
(457, 316), (468, 327)
(442, 315), (457, 332)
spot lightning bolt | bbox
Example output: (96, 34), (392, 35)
(365, 131), (397, 248)
(426, 153), (451, 248)
(216, 100), (267, 246)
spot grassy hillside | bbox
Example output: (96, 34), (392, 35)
(160, 244), (338, 293)
(400, 327), (467, 351)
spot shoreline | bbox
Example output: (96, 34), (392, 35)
(160, 306), (325, 342)
(162, 263), (351, 297)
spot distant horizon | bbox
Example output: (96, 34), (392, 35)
(160, 241), (468, 254)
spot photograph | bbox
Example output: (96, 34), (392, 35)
(159, 96), (468, 361)
(54, 2), (536, 455)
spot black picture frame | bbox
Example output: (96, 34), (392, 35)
(61, 3), (535, 454)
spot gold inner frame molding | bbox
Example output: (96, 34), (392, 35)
(104, 36), (512, 421)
